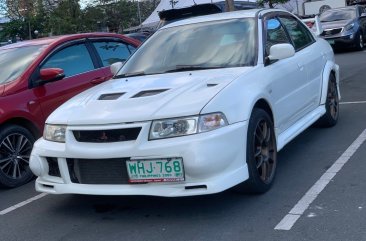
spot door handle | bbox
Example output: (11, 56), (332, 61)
(90, 77), (106, 85)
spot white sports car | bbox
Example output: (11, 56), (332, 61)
(30, 9), (340, 196)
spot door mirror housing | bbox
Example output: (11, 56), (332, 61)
(110, 61), (124, 75)
(39, 68), (65, 84)
(268, 44), (295, 61)
(361, 13), (366, 18)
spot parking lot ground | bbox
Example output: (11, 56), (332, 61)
(0, 51), (365, 241)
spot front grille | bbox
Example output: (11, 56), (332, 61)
(322, 28), (342, 36)
(73, 128), (141, 143)
(66, 158), (130, 184)
(46, 157), (61, 177)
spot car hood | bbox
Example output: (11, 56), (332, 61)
(0, 85), (4, 96)
(321, 19), (353, 30)
(47, 67), (253, 125)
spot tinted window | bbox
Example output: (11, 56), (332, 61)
(41, 43), (94, 77)
(265, 18), (291, 55)
(93, 41), (131, 67)
(0, 45), (46, 84)
(279, 16), (314, 50)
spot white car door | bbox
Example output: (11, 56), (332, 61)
(262, 16), (310, 134)
(278, 15), (325, 113)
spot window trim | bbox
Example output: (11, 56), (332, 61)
(262, 15), (293, 66)
(29, 39), (97, 88)
(278, 14), (316, 52)
(87, 37), (133, 68)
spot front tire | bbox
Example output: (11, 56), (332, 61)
(0, 125), (35, 188)
(236, 108), (277, 194)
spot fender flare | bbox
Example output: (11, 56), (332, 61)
(320, 61), (340, 105)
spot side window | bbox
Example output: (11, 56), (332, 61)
(278, 16), (314, 51)
(41, 43), (94, 77)
(265, 17), (291, 55)
(92, 41), (131, 67)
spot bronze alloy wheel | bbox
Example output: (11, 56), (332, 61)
(253, 118), (276, 184)
(317, 75), (339, 127)
(235, 108), (277, 194)
(328, 80), (339, 121)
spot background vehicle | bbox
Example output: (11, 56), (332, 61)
(319, 5), (366, 50)
(0, 33), (140, 188)
(30, 9), (339, 196)
(270, 0), (346, 17)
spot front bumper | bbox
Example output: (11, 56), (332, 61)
(322, 33), (356, 46)
(30, 121), (249, 197)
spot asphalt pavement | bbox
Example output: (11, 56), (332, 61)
(1, 50), (366, 241)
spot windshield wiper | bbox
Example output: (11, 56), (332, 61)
(164, 65), (224, 73)
(114, 71), (145, 78)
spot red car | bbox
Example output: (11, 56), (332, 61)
(0, 33), (140, 188)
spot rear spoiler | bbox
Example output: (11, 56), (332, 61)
(302, 16), (323, 36)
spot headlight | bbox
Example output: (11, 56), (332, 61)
(149, 113), (228, 140)
(344, 23), (355, 32)
(43, 124), (66, 143)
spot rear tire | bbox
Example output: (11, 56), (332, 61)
(235, 108), (277, 194)
(0, 125), (35, 188)
(316, 74), (339, 127)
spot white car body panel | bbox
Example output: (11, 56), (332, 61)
(47, 68), (250, 125)
(30, 9), (340, 196)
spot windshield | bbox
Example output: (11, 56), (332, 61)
(0, 45), (46, 84)
(320, 9), (356, 22)
(118, 18), (256, 77)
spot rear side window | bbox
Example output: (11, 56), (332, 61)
(92, 41), (131, 67)
(279, 16), (314, 51)
(41, 43), (94, 77)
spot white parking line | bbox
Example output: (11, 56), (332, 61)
(340, 101), (366, 105)
(275, 129), (366, 231)
(0, 193), (48, 215)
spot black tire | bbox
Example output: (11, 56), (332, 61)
(0, 125), (35, 188)
(235, 108), (277, 194)
(317, 75), (339, 127)
(355, 31), (364, 51)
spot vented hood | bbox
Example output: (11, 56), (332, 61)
(47, 67), (253, 125)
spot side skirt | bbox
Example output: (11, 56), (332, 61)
(277, 106), (326, 151)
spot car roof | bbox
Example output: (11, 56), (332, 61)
(159, 8), (282, 29)
(0, 32), (140, 50)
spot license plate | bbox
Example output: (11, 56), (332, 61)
(126, 158), (184, 183)
(327, 40), (335, 45)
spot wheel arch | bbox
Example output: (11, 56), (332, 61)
(0, 118), (41, 139)
(252, 99), (274, 124)
(321, 61), (340, 105)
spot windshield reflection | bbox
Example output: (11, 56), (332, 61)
(118, 18), (256, 77)
(0, 45), (46, 84)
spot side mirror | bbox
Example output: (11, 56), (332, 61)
(268, 43), (295, 61)
(361, 13), (366, 18)
(39, 68), (65, 83)
(110, 62), (124, 75)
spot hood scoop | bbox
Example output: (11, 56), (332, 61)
(98, 92), (125, 100)
(131, 89), (169, 98)
(207, 83), (218, 87)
